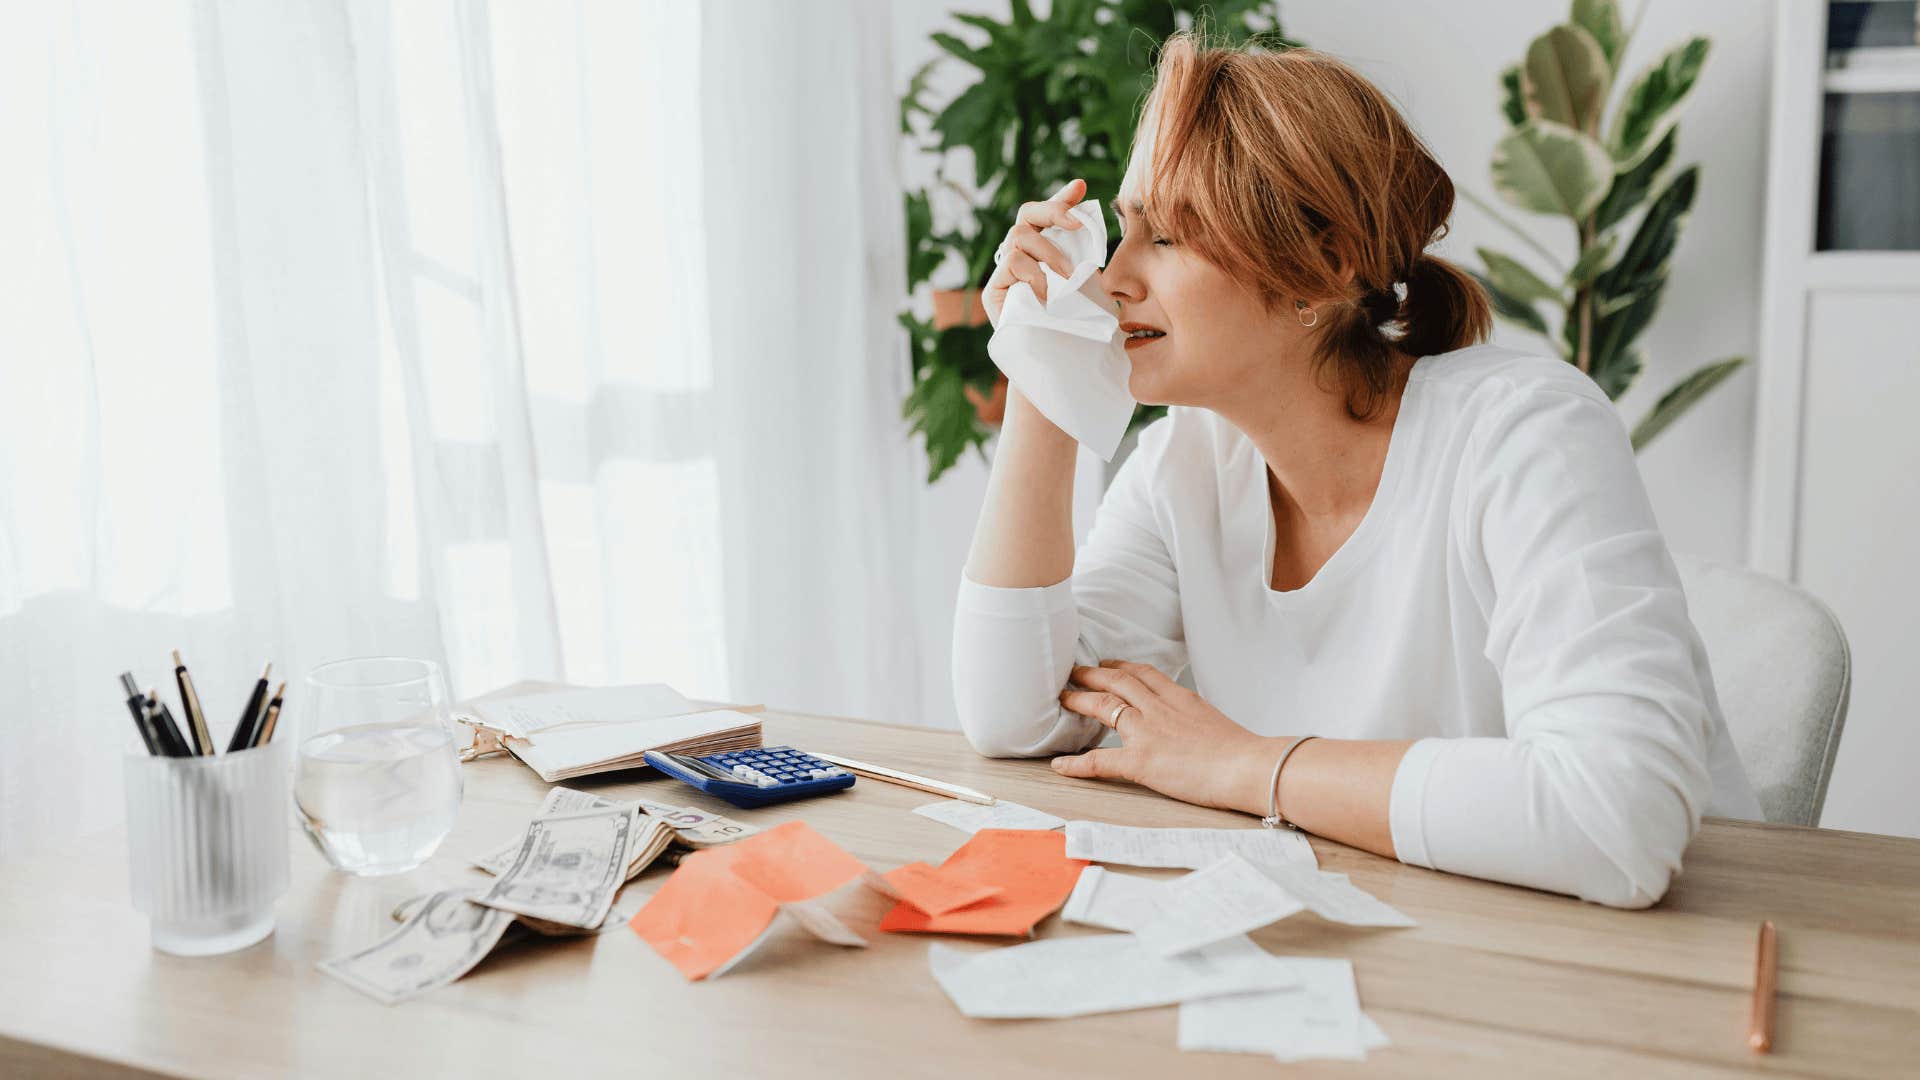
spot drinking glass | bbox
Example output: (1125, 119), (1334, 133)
(294, 657), (463, 876)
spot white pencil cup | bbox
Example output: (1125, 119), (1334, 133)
(123, 741), (291, 956)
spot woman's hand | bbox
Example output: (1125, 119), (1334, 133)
(1053, 659), (1279, 814)
(983, 178), (1087, 325)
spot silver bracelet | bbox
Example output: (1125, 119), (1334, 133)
(1260, 735), (1318, 830)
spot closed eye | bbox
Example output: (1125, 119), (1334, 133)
(1118, 226), (1172, 247)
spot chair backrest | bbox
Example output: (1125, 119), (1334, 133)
(1673, 553), (1851, 826)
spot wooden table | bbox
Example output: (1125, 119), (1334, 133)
(4, 700), (1918, 1078)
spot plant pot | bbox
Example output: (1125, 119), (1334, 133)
(932, 288), (1009, 426)
(931, 288), (991, 330)
(963, 377), (1010, 426)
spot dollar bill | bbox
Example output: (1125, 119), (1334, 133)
(471, 805), (637, 929)
(319, 889), (514, 1005)
(392, 816), (673, 934)
(512, 816), (676, 936)
(391, 891), (433, 924)
(623, 814), (677, 880)
(632, 796), (760, 848)
(470, 788), (758, 877)
(471, 787), (619, 876)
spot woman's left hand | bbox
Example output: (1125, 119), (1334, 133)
(1053, 660), (1276, 814)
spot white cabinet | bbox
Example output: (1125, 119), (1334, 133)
(1794, 292), (1920, 835)
(1755, 1), (1920, 836)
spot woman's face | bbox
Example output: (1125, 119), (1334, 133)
(1102, 194), (1298, 409)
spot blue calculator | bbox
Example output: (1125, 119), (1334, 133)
(641, 746), (856, 809)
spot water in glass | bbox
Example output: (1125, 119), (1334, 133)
(295, 658), (463, 876)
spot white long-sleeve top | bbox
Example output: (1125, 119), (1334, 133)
(953, 345), (1761, 909)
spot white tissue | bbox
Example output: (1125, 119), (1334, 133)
(987, 195), (1136, 461)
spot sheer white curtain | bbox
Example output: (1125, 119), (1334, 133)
(0, 0), (924, 857)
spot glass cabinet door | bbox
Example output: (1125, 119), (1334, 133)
(1818, 1), (1920, 250)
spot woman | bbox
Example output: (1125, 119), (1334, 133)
(954, 36), (1760, 909)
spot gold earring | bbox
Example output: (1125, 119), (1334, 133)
(1294, 300), (1318, 328)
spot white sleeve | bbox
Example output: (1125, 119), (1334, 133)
(1387, 385), (1715, 909)
(952, 419), (1188, 758)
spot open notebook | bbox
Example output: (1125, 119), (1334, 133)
(464, 684), (761, 783)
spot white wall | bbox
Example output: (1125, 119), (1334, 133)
(888, 1), (1776, 737)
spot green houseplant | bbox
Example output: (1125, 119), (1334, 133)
(1468, 0), (1746, 450)
(899, 0), (1295, 482)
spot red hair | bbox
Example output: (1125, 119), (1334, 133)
(1126, 34), (1492, 418)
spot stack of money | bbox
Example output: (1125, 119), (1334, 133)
(319, 788), (756, 1004)
(469, 787), (758, 878)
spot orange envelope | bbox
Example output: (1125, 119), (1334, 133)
(879, 828), (1087, 937)
(876, 861), (1004, 917)
(629, 819), (867, 980)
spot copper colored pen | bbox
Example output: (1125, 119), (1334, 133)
(1749, 920), (1777, 1053)
(253, 681), (286, 747)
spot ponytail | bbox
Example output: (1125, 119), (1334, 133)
(1397, 254), (1491, 359)
(1310, 254), (1491, 422)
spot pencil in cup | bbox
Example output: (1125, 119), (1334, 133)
(227, 663), (274, 752)
(173, 650), (215, 756)
(254, 682), (287, 747)
(146, 691), (194, 758)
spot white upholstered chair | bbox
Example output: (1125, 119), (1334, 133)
(1674, 553), (1852, 826)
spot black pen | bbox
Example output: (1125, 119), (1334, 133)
(119, 673), (161, 756)
(173, 650), (214, 755)
(144, 689), (193, 758)
(228, 662), (272, 752)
